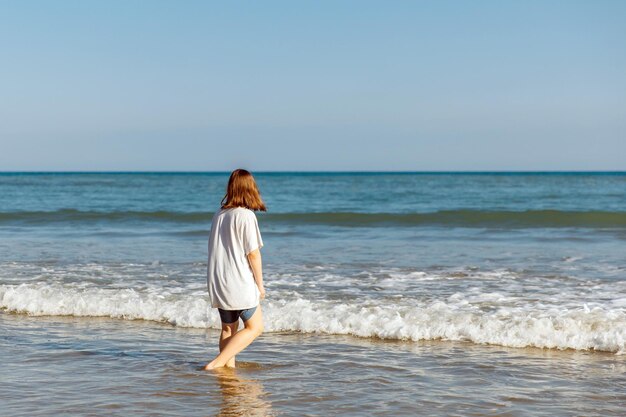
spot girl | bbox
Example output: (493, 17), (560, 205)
(204, 169), (267, 370)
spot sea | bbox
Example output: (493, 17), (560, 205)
(1, 172), (625, 416)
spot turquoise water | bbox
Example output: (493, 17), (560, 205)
(1, 172), (625, 416)
(2, 171), (625, 213)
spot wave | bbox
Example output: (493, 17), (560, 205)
(0, 209), (212, 224)
(1, 208), (626, 228)
(1, 283), (624, 354)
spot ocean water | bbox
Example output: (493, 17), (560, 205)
(1, 172), (625, 416)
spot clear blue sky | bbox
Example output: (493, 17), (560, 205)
(1, 0), (625, 171)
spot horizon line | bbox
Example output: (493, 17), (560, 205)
(1, 170), (625, 174)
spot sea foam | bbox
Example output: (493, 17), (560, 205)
(1, 282), (624, 354)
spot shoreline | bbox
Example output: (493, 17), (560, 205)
(2, 312), (624, 416)
(2, 310), (622, 358)
(3, 310), (624, 359)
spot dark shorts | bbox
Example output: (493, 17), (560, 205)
(218, 305), (258, 324)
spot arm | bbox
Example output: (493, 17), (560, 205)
(247, 248), (265, 300)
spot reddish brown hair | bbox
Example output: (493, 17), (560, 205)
(220, 169), (267, 211)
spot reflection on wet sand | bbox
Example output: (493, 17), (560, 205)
(213, 365), (274, 417)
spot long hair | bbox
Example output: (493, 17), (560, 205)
(220, 169), (267, 211)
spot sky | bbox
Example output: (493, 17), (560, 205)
(1, 0), (625, 171)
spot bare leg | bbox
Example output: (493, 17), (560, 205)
(204, 306), (264, 370)
(219, 322), (239, 368)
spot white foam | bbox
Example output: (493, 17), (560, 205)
(1, 282), (624, 354)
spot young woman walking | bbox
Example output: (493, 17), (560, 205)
(204, 169), (266, 370)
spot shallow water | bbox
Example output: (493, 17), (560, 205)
(1, 313), (624, 416)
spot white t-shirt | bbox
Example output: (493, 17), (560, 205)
(207, 207), (264, 310)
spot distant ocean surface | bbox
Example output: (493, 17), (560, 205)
(1, 172), (625, 416)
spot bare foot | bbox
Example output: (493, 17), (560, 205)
(225, 355), (236, 368)
(203, 360), (224, 370)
